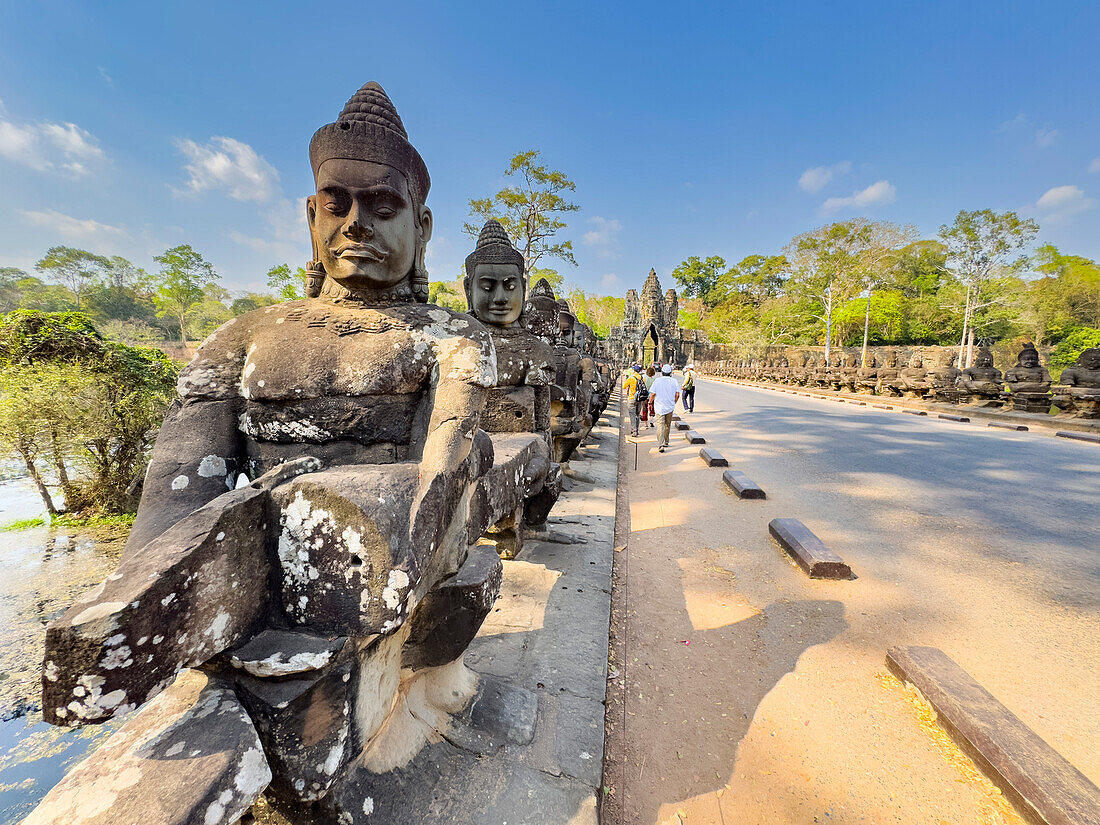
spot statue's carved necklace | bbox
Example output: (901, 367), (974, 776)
(282, 281), (414, 336)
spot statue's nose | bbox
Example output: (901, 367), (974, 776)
(345, 212), (373, 239)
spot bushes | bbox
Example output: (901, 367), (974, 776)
(1049, 326), (1100, 371)
(0, 310), (179, 515)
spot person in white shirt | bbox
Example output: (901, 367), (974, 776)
(648, 363), (681, 452)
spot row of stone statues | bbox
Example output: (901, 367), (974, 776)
(699, 344), (1100, 417)
(27, 83), (611, 825)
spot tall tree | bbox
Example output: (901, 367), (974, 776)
(151, 245), (219, 343)
(266, 263), (305, 301)
(785, 222), (869, 361)
(671, 255), (728, 305)
(847, 220), (918, 366)
(939, 209), (1038, 366)
(713, 254), (789, 307)
(35, 246), (111, 309)
(465, 150), (580, 272)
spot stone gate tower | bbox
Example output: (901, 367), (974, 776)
(608, 268), (705, 367)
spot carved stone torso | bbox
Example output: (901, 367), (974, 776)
(1004, 365), (1051, 394)
(960, 365), (1003, 395)
(179, 299), (495, 473)
(482, 326), (555, 434)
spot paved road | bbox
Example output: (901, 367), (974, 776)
(605, 376), (1099, 825)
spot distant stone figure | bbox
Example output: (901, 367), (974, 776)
(30, 82), (509, 825)
(958, 346), (1004, 406)
(839, 352), (859, 392)
(463, 219), (558, 558)
(928, 350), (962, 401)
(856, 353), (878, 395)
(1004, 342), (1052, 413)
(1052, 347), (1100, 418)
(901, 351), (930, 398)
(878, 349), (902, 396)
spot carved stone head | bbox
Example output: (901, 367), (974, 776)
(908, 352), (924, 369)
(556, 300), (576, 345)
(463, 220), (525, 326)
(1079, 347), (1100, 370)
(1016, 343), (1041, 369)
(306, 82), (432, 301)
(975, 346), (994, 369)
(939, 350), (957, 367)
(523, 278), (559, 343)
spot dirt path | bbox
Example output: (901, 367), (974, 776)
(601, 393), (1037, 825)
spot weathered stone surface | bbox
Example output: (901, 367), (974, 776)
(1055, 430), (1100, 444)
(318, 739), (596, 825)
(42, 485), (271, 726)
(768, 518), (852, 579)
(25, 669), (270, 825)
(228, 634), (356, 802)
(698, 448), (728, 467)
(228, 629), (346, 678)
(722, 470), (766, 500)
(887, 646), (1100, 825)
(988, 422), (1029, 431)
(403, 545), (502, 671)
(468, 433), (550, 547)
(684, 430), (706, 444)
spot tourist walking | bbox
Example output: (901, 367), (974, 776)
(623, 365), (644, 436)
(681, 363), (696, 412)
(642, 365), (657, 427)
(649, 363), (681, 452)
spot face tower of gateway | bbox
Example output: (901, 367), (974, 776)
(606, 268), (709, 368)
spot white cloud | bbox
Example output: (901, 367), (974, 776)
(583, 216), (622, 259)
(798, 161), (851, 193)
(821, 179), (896, 213)
(98, 67), (114, 87)
(0, 108), (104, 176)
(175, 136), (279, 202)
(1035, 127), (1060, 148)
(1088, 158), (1100, 173)
(20, 209), (127, 243)
(1034, 185), (1092, 222)
(997, 112), (1027, 133)
(600, 273), (621, 289)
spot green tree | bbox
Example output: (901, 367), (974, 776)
(939, 209), (1038, 366)
(152, 244), (219, 343)
(528, 266), (564, 292)
(35, 246), (112, 310)
(465, 150), (580, 271)
(0, 311), (178, 514)
(266, 263), (306, 301)
(713, 254), (788, 307)
(429, 278), (467, 312)
(671, 255), (727, 305)
(1022, 244), (1100, 342)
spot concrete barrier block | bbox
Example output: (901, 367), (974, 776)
(903, 409), (928, 416)
(988, 422), (1029, 432)
(674, 421), (690, 431)
(886, 646), (1100, 825)
(1056, 430), (1100, 444)
(722, 470), (765, 499)
(938, 414), (970, 422)
(684, 430), (706, 444)
(699, 448), (728, 467)
(767, 518), (851, 579)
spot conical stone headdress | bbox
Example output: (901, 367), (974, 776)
(309, 82), (430, 201)
(465, 219), (525, 277)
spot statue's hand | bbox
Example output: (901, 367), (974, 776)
(250, 456), (324, 491)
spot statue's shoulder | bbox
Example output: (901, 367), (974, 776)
(402, 304), (496, 387)
(176, 302), (310, 400)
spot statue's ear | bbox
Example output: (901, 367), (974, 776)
(306, 196), (319, 261)
(418, 204), (433, 244)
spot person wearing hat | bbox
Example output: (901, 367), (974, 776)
(681, 363), (697, 412)
(623, 364), (646, 436)
(649, 363), (681, 452)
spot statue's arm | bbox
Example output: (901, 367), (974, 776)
(125, 323), (248, 556)
(125, 397), (244, 556)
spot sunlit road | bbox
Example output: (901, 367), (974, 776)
(608, 375), (1100, 824)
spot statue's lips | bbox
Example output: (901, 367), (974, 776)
(332, 242), (386, 262)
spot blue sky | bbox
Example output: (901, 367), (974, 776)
(1, 0), (1098, 298)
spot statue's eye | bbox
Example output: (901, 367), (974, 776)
(375, 206), (395, 217)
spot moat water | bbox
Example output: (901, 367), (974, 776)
(0, 479), (124, 824)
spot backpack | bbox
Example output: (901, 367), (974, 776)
(634, 380), (649, 403)
(682, 371), (694, 390)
